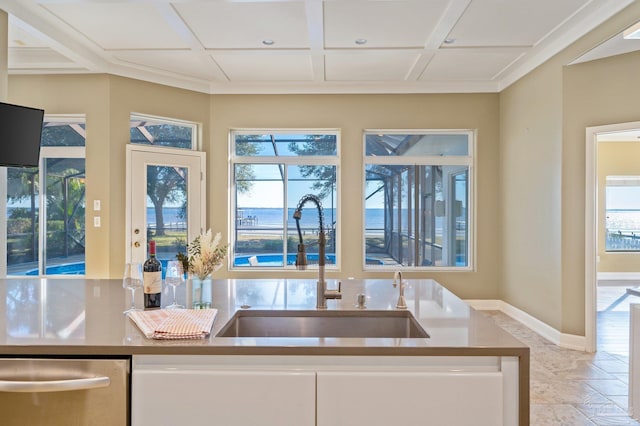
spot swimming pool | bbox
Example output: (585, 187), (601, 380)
(20, 254), (384, 275)
(233, 254), (385, 267)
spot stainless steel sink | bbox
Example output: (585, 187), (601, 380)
(216, 310), (429, 338)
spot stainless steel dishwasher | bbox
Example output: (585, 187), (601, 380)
(0, 357), (129, 426)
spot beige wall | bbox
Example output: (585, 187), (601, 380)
(597, 142), (640, 273)
(499, 58), (564, 330)
(211, 94), (501, 299)
(500, 1), (640, 334)
(7, 81), (501, 300)
(8, 75), (210, 278)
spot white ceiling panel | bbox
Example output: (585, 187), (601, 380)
(174, 2), (309, 49)
(447, 0), (591, 47)
(114, 51), (221, 81)
(1, 0), (633, 93)
(324, 0), (450, 48)
(41, 3), (190, 49)
(420, 49), (524, 81)
(213, 54), (314, 81)
(326, 52), (420, 81)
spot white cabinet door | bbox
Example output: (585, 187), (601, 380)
(132, 369), (316, 426)
(317, 371), (504, 426)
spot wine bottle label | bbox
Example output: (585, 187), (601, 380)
(143, 271), (162, 294)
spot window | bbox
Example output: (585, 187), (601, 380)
(364, 131), (473, 269)
(605, 176), (640, 251)
(130, 114), (197, 150)
(231, 130), (339, 269)
(5, 116), (86, 276)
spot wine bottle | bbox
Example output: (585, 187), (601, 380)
(143, 240), (162, 309)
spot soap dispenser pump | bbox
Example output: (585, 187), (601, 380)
(393, 271), (407, 309)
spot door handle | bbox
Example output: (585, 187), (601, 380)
(0, 376), (110, 393)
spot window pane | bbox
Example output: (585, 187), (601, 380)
(365, 134), (468, 156)
(43, 158), (86, 274)
(130, 117), (194, 149)
(287, 165), (337, 266)
(605, 177), (640, 251)
(6, 167), (39, 275)
(235, 134), (337, 157)
(41, 122), (86, 147)
(234, 164), (285, 267)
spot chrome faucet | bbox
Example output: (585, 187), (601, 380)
(294, 194), (341, 309)
(393, 271), (407, 309)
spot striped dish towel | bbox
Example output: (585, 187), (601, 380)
(128, 309), (217, 340)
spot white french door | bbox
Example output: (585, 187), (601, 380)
(126, 145), (205, 264)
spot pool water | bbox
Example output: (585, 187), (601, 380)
(20, 254), (384, 275)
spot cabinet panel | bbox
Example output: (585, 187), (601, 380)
(317, 371), (504, 426)
(132, 369), (315, 426)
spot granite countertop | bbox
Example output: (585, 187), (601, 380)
(0, 278), (528, 357)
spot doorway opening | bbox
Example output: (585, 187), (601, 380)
(586, 121), (640, 355)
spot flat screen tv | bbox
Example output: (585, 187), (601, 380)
(0, 101), (45, 168)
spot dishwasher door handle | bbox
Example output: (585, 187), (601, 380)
(0, 376), (111, 393)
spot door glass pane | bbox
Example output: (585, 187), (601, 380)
(146, 165), (188, 265)
(44, 158), (86, 274)
(6, 167), (39, 275)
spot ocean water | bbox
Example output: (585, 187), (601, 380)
(236, 207), (385, 229)
(9, 206), (385, 228)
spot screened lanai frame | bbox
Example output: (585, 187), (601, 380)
(362, 129), (476, 271)
(229, 129), (341, 270)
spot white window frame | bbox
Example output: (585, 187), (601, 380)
(230, 129), (341, 271)
(363, 129), (476, 272)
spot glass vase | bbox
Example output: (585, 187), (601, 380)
(189, 276), (212, 309)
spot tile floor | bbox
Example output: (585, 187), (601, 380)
(482, 286), (640, 425)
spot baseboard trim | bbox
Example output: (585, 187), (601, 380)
(465, 299), (587, 352)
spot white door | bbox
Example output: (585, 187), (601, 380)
(126, 145), (205, 264)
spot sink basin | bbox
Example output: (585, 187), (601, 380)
(216, 310), (429, 338)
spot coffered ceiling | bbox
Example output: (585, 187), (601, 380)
(1, 0), (635, 94)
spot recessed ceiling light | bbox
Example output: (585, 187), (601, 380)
(443, 38), (455, 45)
(262, 39), (275, 46)
(623, 21), (640, 39)
(355, 38), (367, 45)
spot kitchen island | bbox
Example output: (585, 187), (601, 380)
(0, 278), (529, 425)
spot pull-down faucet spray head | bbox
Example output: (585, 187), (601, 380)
(293, 194), (325, 270)
(293, 208), (308, 270)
